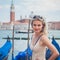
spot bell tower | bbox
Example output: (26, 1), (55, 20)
(10, 0), (15, 22)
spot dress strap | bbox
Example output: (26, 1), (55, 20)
(35, 34), (43, 45)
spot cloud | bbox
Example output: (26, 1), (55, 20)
(0, 5), (10, 9)
(16, 0), (60, 12)
(43, 0), (60, 11)
(14, 0), (60, 20)
(0, 0), (60, 22)
(0, 5), (3, 9)
(4, 5), (10, 9)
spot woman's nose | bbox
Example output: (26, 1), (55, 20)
(35, 26), (39, 28)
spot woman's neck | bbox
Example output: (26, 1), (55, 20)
(34, 32), (43, 37)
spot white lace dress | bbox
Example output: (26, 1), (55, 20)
(30, 39), (46, 60)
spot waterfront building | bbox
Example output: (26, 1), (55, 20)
(48, 21), (60, 30)
(0, 0), (60, 30)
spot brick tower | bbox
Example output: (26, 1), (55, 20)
(10, 0), (15, 23)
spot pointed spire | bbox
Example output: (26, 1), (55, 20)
(11, 0), (14, 6)
(11, 0), (14, 11)
(12, 0), (13, 4)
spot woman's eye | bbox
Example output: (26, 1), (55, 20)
(38, 25), (41, 26)
(33, 24), (36, 26)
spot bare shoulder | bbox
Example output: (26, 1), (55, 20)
(41, 34), (51, 45)
(41, 34), (49, 41)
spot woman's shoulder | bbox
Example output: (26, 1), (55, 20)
(41, 34), (50, 42)
(41, 34), (48, 38)
(40, 34), (51, 46)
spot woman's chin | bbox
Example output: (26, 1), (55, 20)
(35, 31), (40, 33)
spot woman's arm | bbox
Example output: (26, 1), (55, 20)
(48, 44), (59, 60)
(41, 35), (59, 60)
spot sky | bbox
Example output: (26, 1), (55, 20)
(0, 0), (60, 22)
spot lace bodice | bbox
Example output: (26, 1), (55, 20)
(30, 39), (46, 60)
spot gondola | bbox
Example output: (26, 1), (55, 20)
(16, 30), (33, 34)
(14, 36), (60, 60)
(3, 36), (20, 40)
(0, 39), (12, 60)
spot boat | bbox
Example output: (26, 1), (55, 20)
(16, 30), (33, 34)
(3, 36), (20, 40)
(3, 37), (30, 40)
(21, 37), (30, 40)
(14, 45), (32, 60)
(3, 37), (20, 40)
(0, 39), (12, 60)
(14, 36), (60, 60)
(46, 36), (60, 60)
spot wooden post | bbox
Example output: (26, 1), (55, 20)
(26, 19), (30, 60)
(11, 23), (14, 60)
(12, 25), (14, 60)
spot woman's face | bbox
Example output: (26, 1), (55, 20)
(32, 20), (43, 33)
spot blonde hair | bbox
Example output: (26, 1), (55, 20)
(31, 15), (48, 35)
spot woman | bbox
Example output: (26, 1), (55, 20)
(30, 15), (59, 60)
